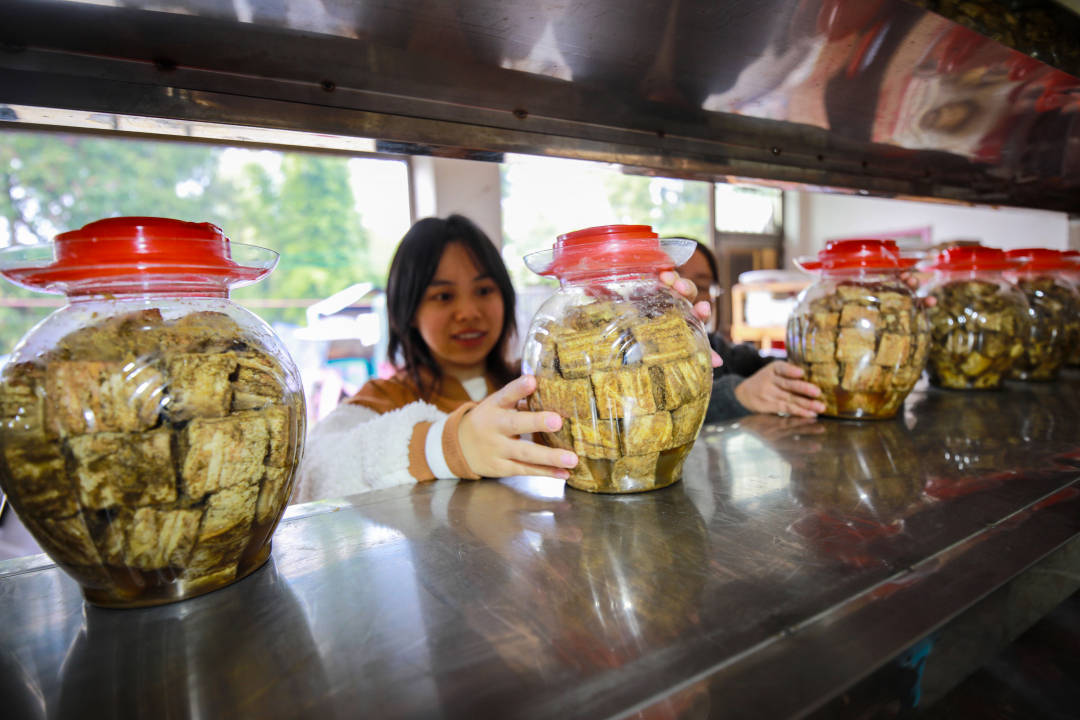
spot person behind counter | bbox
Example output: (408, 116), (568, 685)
(295, 216), (715, 503)
(676, 239), (827, 421)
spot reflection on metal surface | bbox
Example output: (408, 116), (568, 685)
(0, 376), (1078, 718)
(1, 0), (1078, 210)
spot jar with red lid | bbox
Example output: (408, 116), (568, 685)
(786, 239), (929, 419)
(1056, 249), (1080, 368)
(1003, 248), (1080, 381)
(0, 217), (305, 607)
(920, 245), (1029, 389)
(521, 225), (712, 494)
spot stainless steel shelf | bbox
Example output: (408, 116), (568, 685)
(2, 375), (1079, 718)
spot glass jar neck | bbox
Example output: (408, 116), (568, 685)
(557, 270), (655, 288)
(67, 289), (231, 302)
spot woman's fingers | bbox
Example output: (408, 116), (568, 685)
(497, 406), (564, 436)
(489, 374), (538, 409)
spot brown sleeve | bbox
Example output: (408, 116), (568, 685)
(347, 377), (420, 414)
(407, 421), (437, 482)
(442, 402), (482, 480)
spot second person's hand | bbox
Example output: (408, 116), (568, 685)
(734, 361), (827, 418)
(459, 375), (579, 479)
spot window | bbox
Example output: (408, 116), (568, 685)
(0, 129), (411, 423)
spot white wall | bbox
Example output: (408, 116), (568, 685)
(410, 156), (503, 246)
(784, 191), (1071, 267)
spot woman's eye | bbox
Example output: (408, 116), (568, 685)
(430, 292), (453, 302)
(477, 285), (496, 297)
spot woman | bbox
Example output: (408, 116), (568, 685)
(295, 216), (713, 503)
(677, 240), (827, 421)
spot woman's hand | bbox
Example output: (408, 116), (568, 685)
(660, 270), (723, 368)
(734, 361), (827, 418)
(459, 375), (579, 479)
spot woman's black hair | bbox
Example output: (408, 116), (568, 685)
(385, 214), (517, 399)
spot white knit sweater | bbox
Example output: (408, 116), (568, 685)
(292, 400), (447, 504)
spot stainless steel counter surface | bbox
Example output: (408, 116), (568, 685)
(2, 376), (1079, 719)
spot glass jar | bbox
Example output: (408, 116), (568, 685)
(920, 245), (1029, 389)
(0, 218), (306, 608)
(521, 225), (712, 494)
(786, 239), (930, 420)
(1066, 250), (1080, 367)
(1004, 248), (1080, 381)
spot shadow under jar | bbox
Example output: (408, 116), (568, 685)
(1005, 248), (1080, 382)
(0, 218), (306, 608)
(920, 245), (1029, 390)
(786, 239), (929, 420)
(521, 226), (713, 494)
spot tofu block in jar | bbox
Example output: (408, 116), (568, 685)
(165, 352), (237, 420)
(182, 412), (270, 499)
(69, 428), (176, 510)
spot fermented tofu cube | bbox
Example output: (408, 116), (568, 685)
(836, 328), (877, 363)
(622, 411), (672, 455)
(186, 482), (259, 574)
(805, 327), (837, 363)
(565, 301), (625, 330)
(97, 509), (130, 566)
(612, 453), (659, 487)
(182, 413), (270, 499)
(232, 352), (285, 410)
(671, 395), (709, 445)
(258, 405), (293, 468)
(201, 481), (259, 538)
(891, 363), (922, 388)
(27, 513), (102, 567)
(256, 467), (292, 526)
(2, 439), (76, 517)
(537, 422), (574, 452)
(125, 507), (202, 570)
(837, 284), (875, 303)
(0, 362), (47, 437)
(69, 429), (176, 510)
(58, 308), (165, 360)
(886, 311), (912, 333)
(566, 458), (603, 491)
(652, 355), (710, 409)
(810, 363), (840, 390)
(840, 304), (880, 328)
(592, 366), (659, 419)
(913, 331), (931, 366)
(878, 292), (913, 313)
(529, 325), (559, 377)
(811, 312), (839, 330)
(875, 333), (911, 366)
(633, 313), (696, 365)
(570, 417), (620, 460)
(979, 310), (1009, 333)
(555, 326), (631, 378)
(166, 352), (236, 420)
(45, 361), (162, 435)
(841, 363), (888, 392)
(535, 376), (594, 420)
(961, 351), (993, 377)
(169, 311), (245, 354)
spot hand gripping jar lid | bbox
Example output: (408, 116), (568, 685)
(0, 217), (278, 296)
(795, 238), (920, 273)
(523, 224), (696, 281)
(927, 244), (1017, 272)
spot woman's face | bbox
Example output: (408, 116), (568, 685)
(414, 242), (505, 379)
(681, 247), (716, 310)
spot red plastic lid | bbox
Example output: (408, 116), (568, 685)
(795, 239), (918, 273)
(927, 244), (1016, 272)
(0, 217), (277, 296)
(522, 225), (696, 281)
(1004, 247), (1073, 273)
